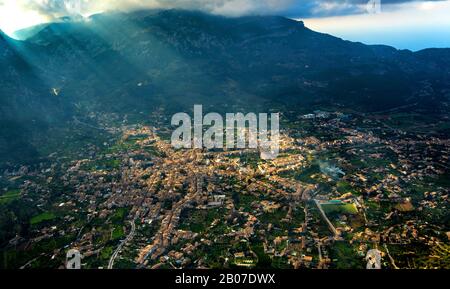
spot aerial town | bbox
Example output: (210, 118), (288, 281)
(0, 109), (449, 269)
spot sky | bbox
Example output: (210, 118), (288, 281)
(0, 0), (449, 51)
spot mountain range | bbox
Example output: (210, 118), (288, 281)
(1, 9), (449, 165)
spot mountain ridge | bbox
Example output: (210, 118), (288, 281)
(0, 9), (449, 165)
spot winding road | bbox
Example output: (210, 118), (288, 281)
(108, 220), (136, 269)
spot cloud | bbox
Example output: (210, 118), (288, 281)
(0, 0), (447, 34)
(4, 0), (447, 20)
(7, 0), (295, 19)
(283, 0), (447, 17)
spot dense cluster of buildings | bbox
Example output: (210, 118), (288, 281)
(1, 109), (448, 269)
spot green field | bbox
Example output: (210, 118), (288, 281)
(322, 202), (358, 215)
(111, 207), (129, 224)
(330, 242), (364, 269)
(111, 226), (125, 240)
(82, 158), (121, 171)
(30, 212), (56, 225)
(100, 246), (113, 260)
(0, 189), (21, 205)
